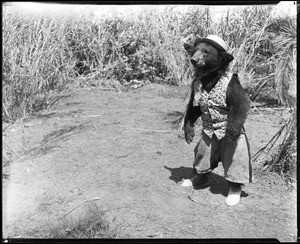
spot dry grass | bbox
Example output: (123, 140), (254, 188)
(265, 109), (296, 186)
(2, 8), (75, 122)
(48, 202), (116, 238)
(3, 5), (296, 122)
(252, 107), (296, 186)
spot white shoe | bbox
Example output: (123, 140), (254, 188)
(179, 173), (210, 188)
(180, 179), (193, 187)
(225, 185), (242, 206)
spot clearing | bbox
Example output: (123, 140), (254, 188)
(2, 83), (297, 241)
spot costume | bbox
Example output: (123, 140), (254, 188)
(192, 71), (252, 184)
(182, 34), (252, 206)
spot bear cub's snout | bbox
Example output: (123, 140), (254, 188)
(190, 58), (205, 67)
(185, 42), (221, 69)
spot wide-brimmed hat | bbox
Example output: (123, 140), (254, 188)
(194, 35), (229, 52)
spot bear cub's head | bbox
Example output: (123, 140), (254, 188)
(184, 37), (234, 72)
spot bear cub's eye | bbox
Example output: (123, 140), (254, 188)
(203, 49), (209, 54)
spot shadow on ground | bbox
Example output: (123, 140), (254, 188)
(25, 122), (92, 157)
(163, 111), (184, 129)
(32, 108), (84, 119)
(164, 166), (193, 183)
(164, 166), (248, 198)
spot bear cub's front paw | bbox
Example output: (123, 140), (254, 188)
(184, 124), (195, 144)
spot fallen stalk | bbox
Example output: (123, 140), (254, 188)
(2, 140), (24, 161)
(59, 197), (101, 220)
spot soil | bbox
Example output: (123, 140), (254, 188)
(2, 83), (297, 241)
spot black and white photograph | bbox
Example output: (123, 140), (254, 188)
(2, 1), (297, 241)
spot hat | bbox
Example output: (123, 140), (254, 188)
(194, 35), (229, 52)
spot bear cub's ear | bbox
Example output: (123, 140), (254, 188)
(220, 52), (234, 66)
(183, 43), (194, 56)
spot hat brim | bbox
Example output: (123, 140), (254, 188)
(194, 38), (227, 52)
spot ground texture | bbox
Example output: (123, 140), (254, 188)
(2, 83), (297, 241)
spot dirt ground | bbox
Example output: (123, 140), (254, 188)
(2, 83), (297, 241)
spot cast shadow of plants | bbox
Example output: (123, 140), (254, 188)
(26, 122), (92, 157)
(164, 166), (248, 198)
(163, 111), (184, 129)
(33, 108), (84, 119)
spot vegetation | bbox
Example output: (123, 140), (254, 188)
(49, 202), (116, 238)
(2, 4), (296, 182)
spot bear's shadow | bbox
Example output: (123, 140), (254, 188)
(164, 166), (248, 198)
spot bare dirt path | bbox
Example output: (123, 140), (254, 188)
(3, 83), (297, 241)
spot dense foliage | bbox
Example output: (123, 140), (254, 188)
(3, 5), (296, 122)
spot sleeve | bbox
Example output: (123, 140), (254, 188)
(183, 79), (202, 128)
(225, 74), (250, 141)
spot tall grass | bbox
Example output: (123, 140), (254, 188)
(2, 4), (296, 123)
(2, 6), (184, 122)
(3, 8), (75, 121)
